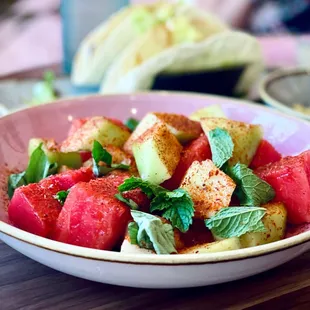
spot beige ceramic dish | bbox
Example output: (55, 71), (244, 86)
(0, 92), (310, 288)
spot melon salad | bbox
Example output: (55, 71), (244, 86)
(7, 105), (310, 255)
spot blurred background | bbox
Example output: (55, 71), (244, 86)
(1, 0), (310, 118)
(1, 0), (310, 76)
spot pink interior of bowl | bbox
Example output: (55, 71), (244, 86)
(1, 92), (310, 225)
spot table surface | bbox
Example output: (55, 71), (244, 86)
(1, 66), (310, 310)
(1, 240), (310, 310)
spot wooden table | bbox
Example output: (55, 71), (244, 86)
(1, 66), (310, 310)
(1, 240), (310, 310)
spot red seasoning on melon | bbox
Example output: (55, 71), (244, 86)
(40, 167), (94, 191)
(7, 109), (310, 256)
(255, 150), (310, 224)
(68, 118), (88, 136)
(8, 182), (62, 237)
(8, 167), (95, 237)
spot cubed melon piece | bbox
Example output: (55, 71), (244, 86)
(180, 160), (236, 219)
(60, 116), (131, 152)
(68, 118), (88, 136)
(8, 183), (62, 237)
(178, 219), (214, 249)
(255, 151), (310, 224)
(162, 135), (212, 190)
(189, 104), (227, 121)
(82, 145), (139, 176)
(239, 202), (287, 247)
(132, 123), (182, 184)
(53, 177), (132, 250)
(250, 140), (282, 169)
(28, 138), (58, 159)
(8, 167), (96, 238)
(201, 118), (263, 166)
(40, 167), (94, 191)
(120, 216), (184, 254)
(121, 235), (183, 254)
(285, 223), (310, 239)
(120, 239), (155, 254)
(179, 237), (241, 254)
(124, 112), (201, 153)
(28, 138), (83, 169)
(105, 145), (138, 175)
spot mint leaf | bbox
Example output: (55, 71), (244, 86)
(205, 207), (266, 238)
(125, 118), (139, 132)
(127, 222), (139, 245)
(131, 210), (176, 254)
(92, 140), (129, 177)
(115, 193), (139, 210)
(118, 178), (195, 231)
(118, 176), (167, 199)
(8, 144), (57, 198)
(150, 189), (194, 233)
(137, 227), (153, 250)
(207, 128), (234, 168)
(92, 140), (112, 173)
(24, 144), (53, 183)
(8, 172), (26, 199)
(54, 190), (69, 205)
(227, 163), (275, 206)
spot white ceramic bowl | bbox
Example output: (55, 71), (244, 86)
(0, 92), (310, 289)
(260, 67), (310, 121)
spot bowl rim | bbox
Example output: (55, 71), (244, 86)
(259, 67), (310, 121)
(1, 91), (310, 265)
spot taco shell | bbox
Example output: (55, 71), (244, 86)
(100, 30), (263, 95)
(71, 1), (219, 86)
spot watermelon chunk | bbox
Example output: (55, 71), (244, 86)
(162, 135), (212, 190)
(255, 150), (310, 224)
(285, 223), (310, 239)
(93, 171), (150, 210)
(122, 189), (150, 213)
(8, 183), (62, 237)
(107, 171), (150, 212)
(250, 140), (282, 169)
(179, 219), (214, 248)
(68, 118), (88, 136)
(53, 177), (132, 250)
(40, 167), (94, 191)
(79, 151), (92, 162)
(8, 167), (94, 237)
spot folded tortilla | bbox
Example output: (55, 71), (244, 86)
(100, 30), (263, 95)
(71, 1), (221, 86)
